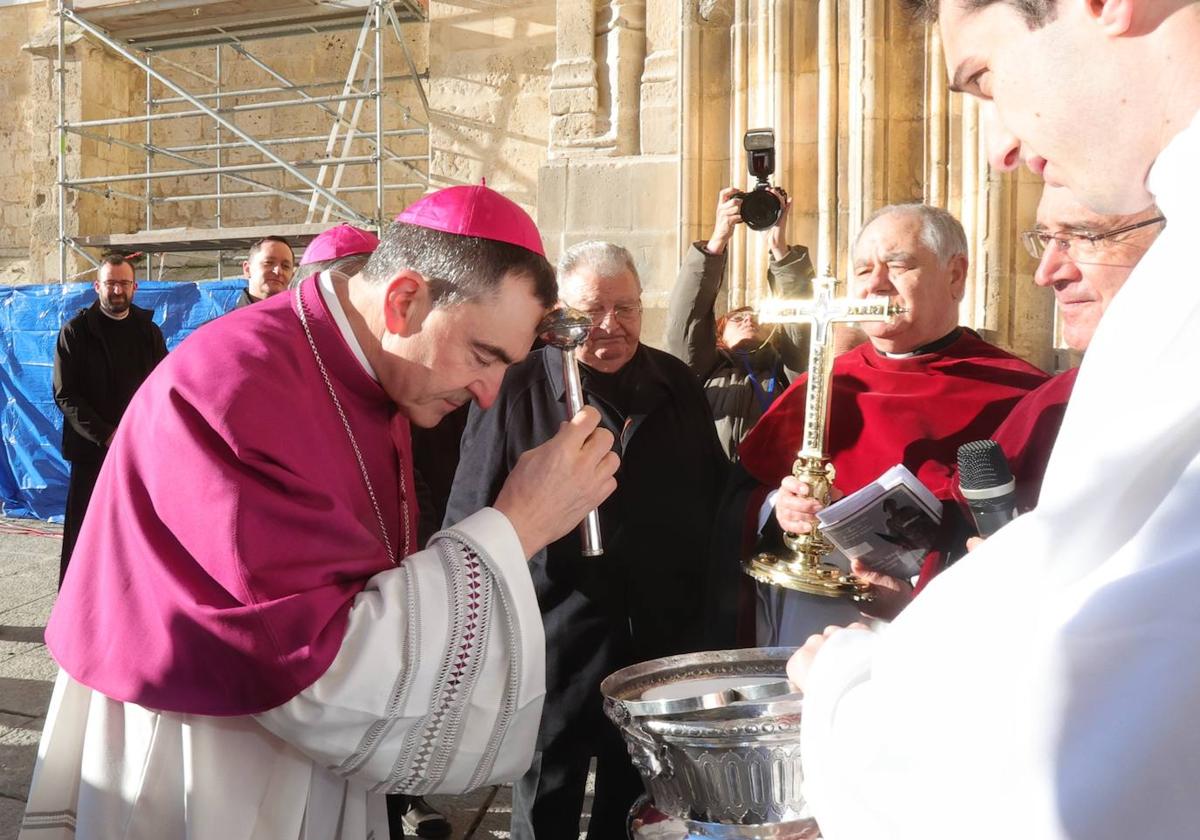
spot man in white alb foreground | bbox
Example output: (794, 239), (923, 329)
(788, 0), (1200, 838)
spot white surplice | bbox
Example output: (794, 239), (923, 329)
(20, 508), (543, 840)
(800, 110), (1200, 839)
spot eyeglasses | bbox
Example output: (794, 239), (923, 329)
(1020, 216), (1165, 261)
(726, 312), (758, 326)
(100, 281), (135, 291)
(575, 303), (643, 324)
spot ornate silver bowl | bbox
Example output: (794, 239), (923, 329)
(602, 648), (816, 832)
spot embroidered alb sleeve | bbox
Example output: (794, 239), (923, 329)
(253, 507), (546, 795)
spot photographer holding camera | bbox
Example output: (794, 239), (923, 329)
(668, 128), (824, 461)
(665, 181), (813, 463)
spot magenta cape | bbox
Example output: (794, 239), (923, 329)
(46, 276), (417, 716)
(739, 331), (1049, 503)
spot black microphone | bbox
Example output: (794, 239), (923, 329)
(957, 439), (1018, 537)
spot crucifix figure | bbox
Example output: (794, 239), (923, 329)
(744, 274), (905, 600)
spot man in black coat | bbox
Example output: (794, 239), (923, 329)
(53, 254), (168, 586)
(445, 241), (728, 839)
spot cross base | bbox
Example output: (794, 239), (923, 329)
(744, 550), (872, 601)
(743, 454), (873, 601)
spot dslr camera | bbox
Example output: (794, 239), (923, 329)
(735, 128), (783, 231)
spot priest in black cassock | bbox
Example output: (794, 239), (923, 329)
(446, 241), (727, 840)
(709, 203), (1049, 646)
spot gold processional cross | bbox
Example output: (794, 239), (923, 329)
(743, 275), (905, 601)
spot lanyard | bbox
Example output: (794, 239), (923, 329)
(739, 353), (780, 414)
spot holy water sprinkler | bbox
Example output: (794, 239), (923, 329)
(537, 307), (603, 556)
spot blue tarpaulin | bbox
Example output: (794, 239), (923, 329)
(0, 279), (246, 521)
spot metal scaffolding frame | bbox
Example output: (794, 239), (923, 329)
(56, 0), (430, 282)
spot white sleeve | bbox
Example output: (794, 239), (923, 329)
(798, 628), (905, 840)
(254, 507), (545, 796)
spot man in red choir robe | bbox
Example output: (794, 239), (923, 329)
(907, 186), (1165, 594)
(20, 185), (619, 840)
(722, 203), (1048, 642)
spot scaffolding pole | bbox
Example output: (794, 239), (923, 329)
(153, 183), (425, 203)
(65, 124), (426, 156)
(375, 0), (385, 230)
(144, 51), (153, 231)
(57, 0), (67, 284)
(215, 43), (223, 280)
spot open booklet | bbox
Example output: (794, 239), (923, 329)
(815, 464), (942, 580)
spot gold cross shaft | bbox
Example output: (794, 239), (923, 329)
(744, 275), (905, 599)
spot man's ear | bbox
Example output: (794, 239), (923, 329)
(242, 260), (252, 279)
(948, 253), (969, 301)
(381, 270), (428, 337)
(1085, 0), (1134, 35)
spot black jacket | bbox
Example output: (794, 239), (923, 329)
(665, 242), (815, 461)
(444, 345), (728, 747)
(53, 302), (168, 463)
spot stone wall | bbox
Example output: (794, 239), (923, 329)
(0, 2), (49, 285)
(427, 1), (555, 208)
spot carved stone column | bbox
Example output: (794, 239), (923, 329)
(815, 0), (838, 276)
(549, 0), (601, 150)
(596, 0), (646, 154)
(640, 0), (678, 155)
(678, 0), (732, 257)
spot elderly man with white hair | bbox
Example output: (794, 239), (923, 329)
(725, 202), (1048, 641)
(446, 240), (727, 840)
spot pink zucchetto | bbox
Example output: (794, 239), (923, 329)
(300, 223), (380, 264)
(396, 183), (545, 256)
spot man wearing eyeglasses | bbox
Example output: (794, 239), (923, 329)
(888, 186), (1164, 600)
(446, 240), (728, 839)
(987, 186), (1165, 510)
(52, 254), (167, 586)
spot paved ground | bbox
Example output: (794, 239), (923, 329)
(0, 520), (59, 840)
(0, 518), (590, 840)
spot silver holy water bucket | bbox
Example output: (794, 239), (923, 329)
(602, 648), (819, 839)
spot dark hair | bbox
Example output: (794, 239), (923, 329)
(364, 221), (556, 309)
(99, 253), (136, 281)
(902, 0), (1056, 27)
(247, 235), (295, 262)
(292, 253), (373, 287)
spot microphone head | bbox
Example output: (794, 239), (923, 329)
(957, 439), (1014, 491)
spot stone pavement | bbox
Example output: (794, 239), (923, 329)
(0, 518), (594, 840)
(0, 520), (58, 840)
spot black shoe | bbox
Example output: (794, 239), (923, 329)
(401, 796), (452, 839)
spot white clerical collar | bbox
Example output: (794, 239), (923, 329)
(877, 328), (962, 359)
(315, 270), (379, 383)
